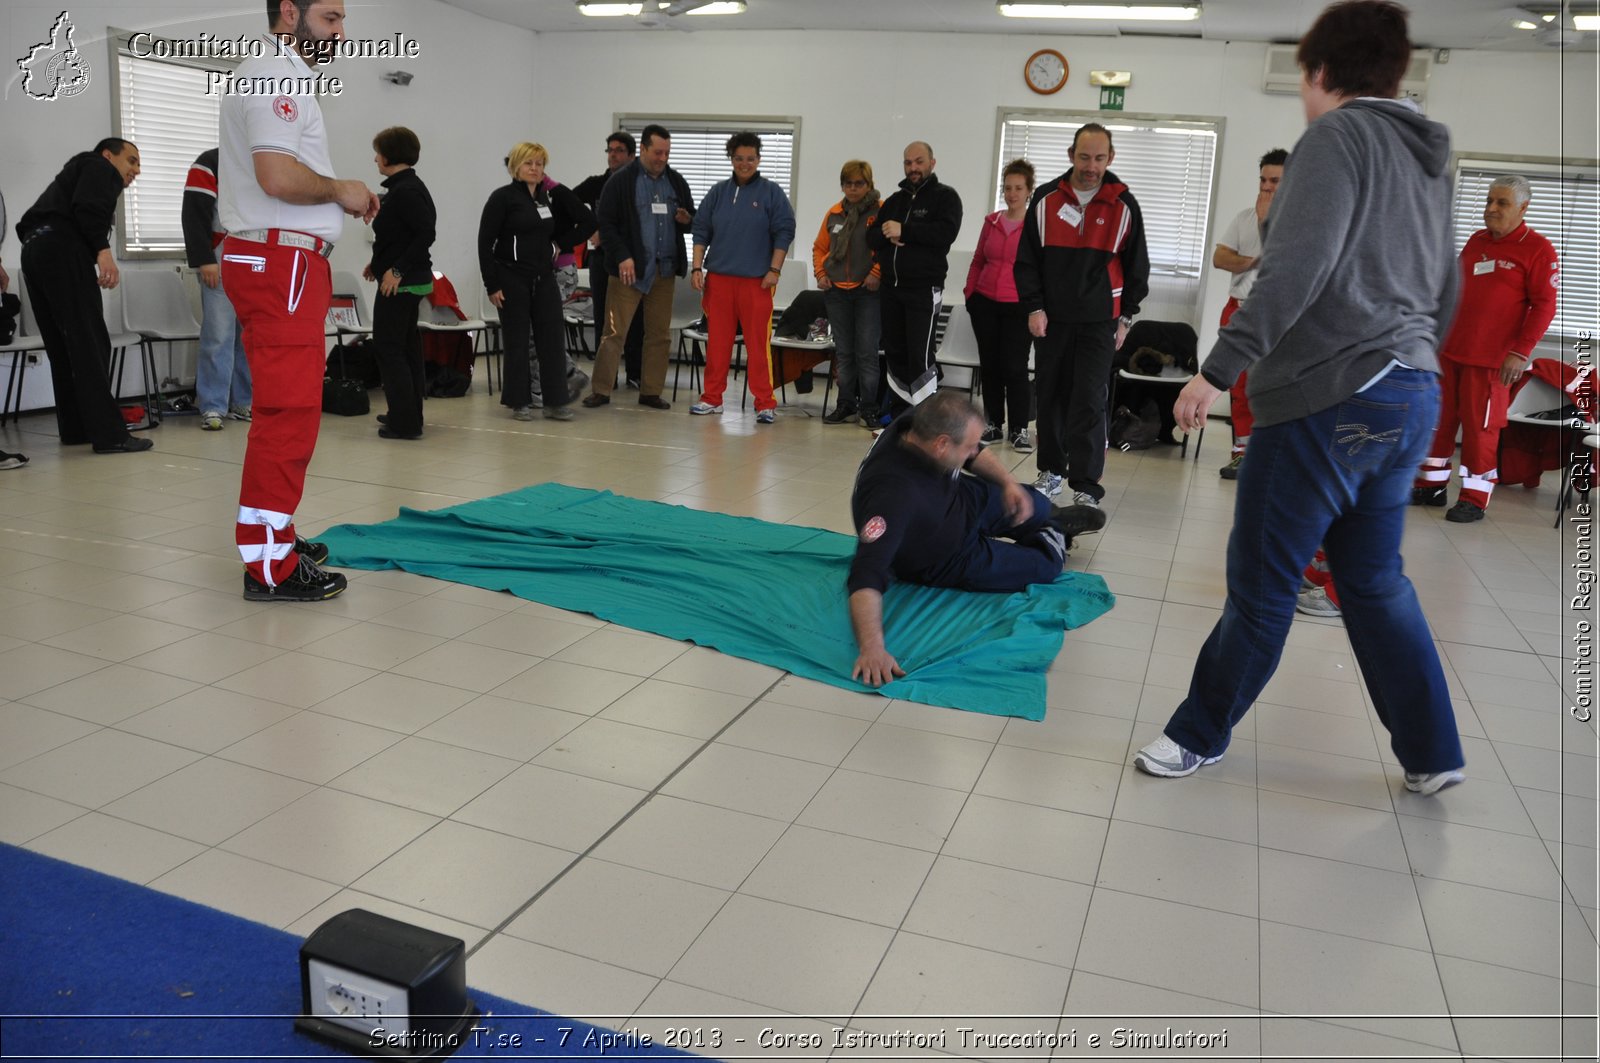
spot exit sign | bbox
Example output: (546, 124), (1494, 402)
(1099, 85), (1125, 110)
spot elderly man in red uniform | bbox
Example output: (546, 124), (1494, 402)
(1413, 175), (1559, 522)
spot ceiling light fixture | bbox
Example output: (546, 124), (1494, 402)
(1575, 13), (1600, 29)
(998, 3), (1201, 21)
(577, 3), (644, 15)
(685, 1), (748, 12)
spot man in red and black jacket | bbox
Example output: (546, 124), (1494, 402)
(1014, 122), (1149, 510)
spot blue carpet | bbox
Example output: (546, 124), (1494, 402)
(0, 844), (693, 1061)
(319, 483), (1115, 721)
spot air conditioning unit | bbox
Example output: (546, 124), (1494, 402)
(1262, 44), (1431, 105)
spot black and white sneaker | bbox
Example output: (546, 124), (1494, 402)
(243, 553), (347, 602)
(296, 536), (330, 566)
(980, 424), (1003, 445)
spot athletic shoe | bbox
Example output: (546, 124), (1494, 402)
(756, 408), (776, 424)
(242, 553), (347, 602)
(543, 405), (574, 421)
(980, 424), (1003, 445)
(1219, 453), (1244, 480)
(512, 406), (536, 421)
(1411, 485), (1448, 507)
(1445, 500), (1485, 523)
(1033, 471), (1063, 498)
(200, 411), (224, 431)
(297, 536), (330, 566)
(824, 405), (857, 425)
(1404, 769), (1465, 795)
(1295, 585), (1342, 618)
(859, 413), (876, 429)
(567, 368), (590, 397)
(1133, 734), (1223, 778)
(227, 405), (252, 421)
(1010, 428), (1033, 453)
(1070, 490), (1101, 509)
(690, 401), (723, 415)
(1050, 502), (1108, 539)
(0, 451), (28, 470)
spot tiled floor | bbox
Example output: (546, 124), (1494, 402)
(1, 375), (1596, 1062)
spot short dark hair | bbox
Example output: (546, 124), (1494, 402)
(910, 391), (983, 442)
(1002, 157), (1036, 190)
(640, 124), (671, 150)
(1070, 123), (1114, 156)
(725, 131), (761, 158)
(1297, 0), (1411, 100)
(1260, 148), (1289, 168)
(268, 0), (315, 28)
(372, 126), (420, 167)
(607, 130), (636, 156)
(95, 137), (134, 157)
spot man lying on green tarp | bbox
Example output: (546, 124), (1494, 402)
(848, 392), (1107, 686)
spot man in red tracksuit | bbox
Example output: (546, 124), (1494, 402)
(219, 0), (378, 600)
(1413, 175), (1559, 522)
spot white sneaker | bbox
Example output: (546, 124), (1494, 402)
(200, 411), (224, 431)
(1404, 769), (1464, 795)
(1070, 490), (1100, 508)
(227, 405), (252, 421)
(1295, 585), (1341, 618)
(690, 401), (723, 416)
(1032, 471), (1063, 498)
(1133, 734), (1223, 778)
(756, 408), (776, 424)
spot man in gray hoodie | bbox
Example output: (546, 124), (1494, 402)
(1133, 0), (1466, 796)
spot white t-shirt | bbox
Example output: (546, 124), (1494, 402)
(218, 35), (344, 243)
(1219, 205), (1263, 301)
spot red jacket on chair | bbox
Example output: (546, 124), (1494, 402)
(1498, 358), (1596, 487)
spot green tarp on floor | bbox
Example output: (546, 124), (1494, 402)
(319, 483), (1114, 720)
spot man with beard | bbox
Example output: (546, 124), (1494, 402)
(219, 0), (378, 601)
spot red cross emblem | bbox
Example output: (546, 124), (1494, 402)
(273, 96), (298, 122)
(861, 516), (887, 543)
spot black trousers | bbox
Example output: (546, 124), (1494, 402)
(499, 266), (570, 410)
(966, 292), (1033, 435)
(588, 251), (643, 380)
(21, 233), (129, 448)
(372, 290), (424, 436)
(1034, 317), (1117, 501)
(879, 282), (942, 419)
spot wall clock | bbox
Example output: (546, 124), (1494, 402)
(1024, 48), (1068, 95)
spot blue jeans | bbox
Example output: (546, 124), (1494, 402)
(1164, 367), (1464, 775)
(196, 273), (251, 415)
(822, 285), (880, 414)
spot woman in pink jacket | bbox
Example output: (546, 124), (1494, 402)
(963, 158), (1035, 451)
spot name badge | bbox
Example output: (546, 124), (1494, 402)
(1473, 258), (1495, 275)
(536, 205), (553, 219)
(651, 202), (670, 215)
(1058, 203), (1083, 227)
(831, 224), (843, 233)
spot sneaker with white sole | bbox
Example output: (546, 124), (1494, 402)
(980, 424), (1002, 445)
(227, 405), (252, 421)
(1010, 428), (1033, 453)
(1295, 585), (1341, 618)
(200, 411), (224, 431)
(690, 401), (723, 416)
(0, 450), (28, 470)
(1404, 769), (1464, 795)
(1032, 471), (1063, 498)
(1133, 734), (1223, 778)
(512, 406), (536, 421)
(1070, 490), (1100, 509)
(756, 408), (776, 424)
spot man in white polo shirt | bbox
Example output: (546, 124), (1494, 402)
(220, 0), (377, 601)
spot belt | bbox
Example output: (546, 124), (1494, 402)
(21, 225), (54, 243)
(229, 228), (334, 258)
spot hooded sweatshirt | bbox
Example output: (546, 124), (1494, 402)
(1201, 98), (1459, 427)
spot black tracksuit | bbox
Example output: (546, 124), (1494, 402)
(478, 179), (594, 410)
(17, 151), (132, 448)
(866, 173), (963, 418)
(367, 167), (437, 437)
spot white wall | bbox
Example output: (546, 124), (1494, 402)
(1, 0), (537, 410)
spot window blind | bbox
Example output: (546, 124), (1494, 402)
(115, 48), (224, 255)
(1452, 160), (1597, 342)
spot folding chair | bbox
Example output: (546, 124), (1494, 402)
(122, 269), (200, 392)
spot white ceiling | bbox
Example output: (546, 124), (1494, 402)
(438, 0), (1597, 53)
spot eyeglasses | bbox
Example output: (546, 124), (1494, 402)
(841, 179), (869, 188)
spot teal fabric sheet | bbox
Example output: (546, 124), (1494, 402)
(319, 483), (1115, 720)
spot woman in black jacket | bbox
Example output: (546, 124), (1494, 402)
(366, 126), (437, 440)
(478, 143), (594, 421)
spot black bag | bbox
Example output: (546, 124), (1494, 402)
(1109, 398), (1162, 451)
(323, 341), (372, 416)
(325, 338), (383, 387)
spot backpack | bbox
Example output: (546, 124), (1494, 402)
(1109, 398), (1162, 451)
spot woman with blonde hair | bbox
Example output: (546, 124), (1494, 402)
(812, 159), (881, 426)
(478, 142), (593, 421)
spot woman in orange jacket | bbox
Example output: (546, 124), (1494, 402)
(812, 159), (881, 426)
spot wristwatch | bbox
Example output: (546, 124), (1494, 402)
(1118, 315), (1134, 328)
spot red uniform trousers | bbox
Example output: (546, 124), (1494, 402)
(221, 236), (332, 585)
(1414, 356), (1509, 511)
(1221, 296), (1253, 454)
(700, 273), (775, 412)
